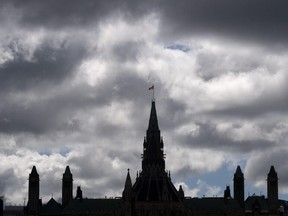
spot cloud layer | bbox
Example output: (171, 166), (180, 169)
(1, 0), (288, 204)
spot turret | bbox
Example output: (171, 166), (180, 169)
(122, 169), (133, 202)
(224, 185), (231, 199)
(122, 169), (135, 216)
(28, 166), (40, 216)
(75, 186), (83, 200)
(62, 166), (73, 206)
(234, 166), (244, 208)
(267, 166), (278, 214)
(178, 185), (185, 201)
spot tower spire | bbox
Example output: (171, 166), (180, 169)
(148, 100), (159, 132)
(267, 165), (278, 214)
(142, 100), (165, 172)
(62, 166), (73, 206)
(233, 165), (244, 208)
(28, 166), (40, 216)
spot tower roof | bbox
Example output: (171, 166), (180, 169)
(268, 165), (277, 178)
(30, 166), (39, 177)
(124, 169), (132, 189)
(234, 166), (244, 178)
(148, 100), (159, 131)
(64, 166), (72, 175)
(142, 100), (165, 171)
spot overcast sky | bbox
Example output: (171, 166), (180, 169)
(1, 0), (288, 205)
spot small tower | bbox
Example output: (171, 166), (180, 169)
(62, 166), (73, 206)
(75, 186), (83, 200)
(28, 166), (40, 216)
(178, 185), (185, 201)
(234, 166), (244, 208)
(122, 169), (132, 202)
(122, 169), (135, 216)
(267, 166), (278, 214)
(224, 185), (231, 199)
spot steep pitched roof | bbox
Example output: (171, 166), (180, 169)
(148, 100), (159, 131)
(40, 198), (62, 215)
(234, 166), (244, 178)
(30, 166), (39, 177)
(268, 165), (277, 178)
(245, 195), (268, 213)
(124, 169), (132, 189)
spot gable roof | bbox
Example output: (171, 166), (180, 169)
(40, 198), (62, 215)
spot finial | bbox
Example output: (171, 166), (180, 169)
(127, 168), (130, 173)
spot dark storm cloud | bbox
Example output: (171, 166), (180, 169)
(179, 122), (273, 153)
(3, 0), (288, 46)
(0, 39), (87, 91)
(2, 0), (153, 29)
(3, 0), (288, 45)
(0, 58), (152, 135)
(158, 0), (288, 45)
(0, 83), (101, 134)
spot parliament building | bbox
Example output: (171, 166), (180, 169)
(23, 100), (288, 216)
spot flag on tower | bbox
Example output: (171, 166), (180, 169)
(148, 85), (154, 90)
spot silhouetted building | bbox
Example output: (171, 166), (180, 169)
(27, 166), (40, 216)
(23, 100), (286, 216)
(234, 166), (245, 208)
(268, 166), (278, 215)
(62, 166), (73, 207)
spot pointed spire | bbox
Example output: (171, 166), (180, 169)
(234, 166), (244, 179)
(142, 100), (165, 171)
(125, 169), (132, 189)
(148, 100), (159, 131)
(63, 166), (73, 179)
(268, 165), (277, 177)
(178, 185), (185, 201)
(64, 166), (71, 175)
(30, 166), (39, 177)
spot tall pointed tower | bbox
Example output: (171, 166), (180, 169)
(131, 100), (184, 215)
(233, 166), (244, 208)
(62, 166), (73, 206)
(267, 166), (278, 214)
(28, 166), (40, 216)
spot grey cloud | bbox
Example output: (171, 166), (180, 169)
(0, 39), (87, 91)
(158, 0), (288, 46)
(179, 122), (273, 153)
(0, 169), (18, 195)
(210, 94), (288, 119)
(111, 41), (145, 63)
(2, 0), (288, 46)
(245, 148), (288, 190)
(2, 0), (153, 29)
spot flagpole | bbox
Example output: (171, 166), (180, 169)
(148, 85), (155, 101)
